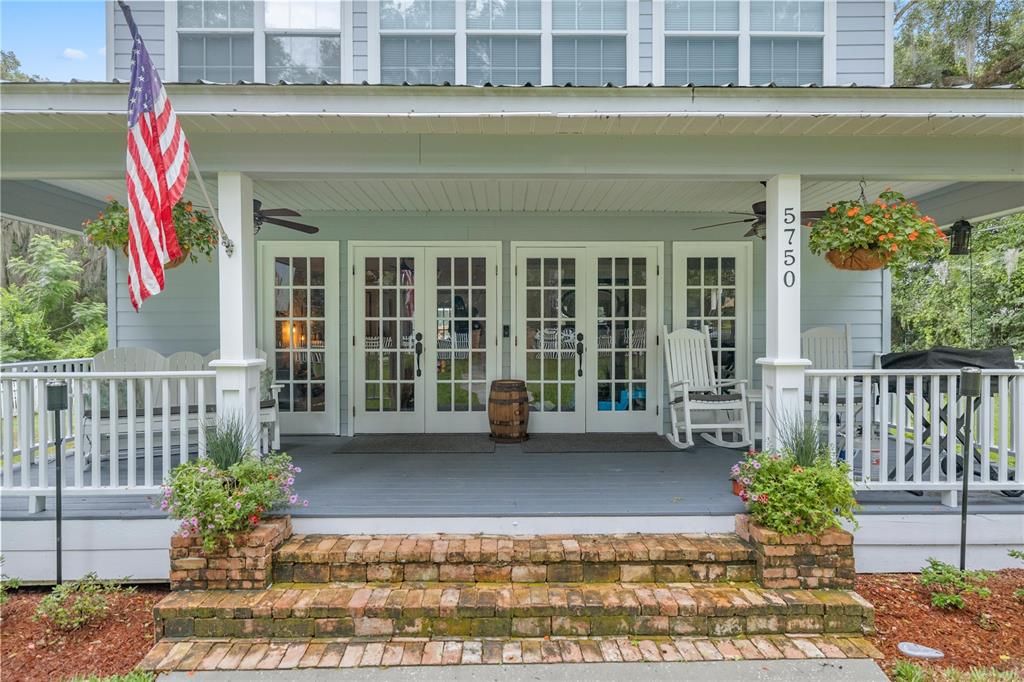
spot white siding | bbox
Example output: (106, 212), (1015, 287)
(113, 214), (887, 436)
(112, 0), (165, 81)
(638, 0), (653, 83)
(835, 0), (888, 85)
(352, 0), (369, 82)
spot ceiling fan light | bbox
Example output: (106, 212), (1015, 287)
(949, 219), (972, 256)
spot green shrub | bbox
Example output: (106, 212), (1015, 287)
(0, 555), (20, 605)
(918, 558), (991, 610)
(779, 416), (831, 467)
(1011, 549), (1024, 602)
(734, 448), (858, 536)
(162, 452), (305, 552)
(892, 661), (929, 682)
(204, 416), (258, 471)
(34, 573), (134, 631)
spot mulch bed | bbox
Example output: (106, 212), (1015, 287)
(1, 585), (167, 682)
(858, 569), (1024, 676)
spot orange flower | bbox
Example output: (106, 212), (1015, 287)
(829, 206), (838, 214)
(890, 243), (899, 252)
(883, 213), (891, 219)
(863, 215), (874, 225)
(878, 234), (887, 242)
(922, 215), (935, 223)
(908, 230), (919, 241)
(842, 228), (849, 233)
(887, 232), (895, 239)
(846, 207), (861, 217)
(185, 201), (194, 211)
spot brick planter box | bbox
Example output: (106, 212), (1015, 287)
(735, 514), (855, 589)
(170, 516), (292, 590)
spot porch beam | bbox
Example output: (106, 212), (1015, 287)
(756, 174), (812, 447)
(209, 172), (263, 432)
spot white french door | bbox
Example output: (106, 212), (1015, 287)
(352, 243), (501, 433)
(258, 242), (340, 435)
(513, 244), (661, 433)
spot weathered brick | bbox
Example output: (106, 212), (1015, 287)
(552, 615), (590, 636)
(512, 617), (551, 636)
(546, 563), (584, 582)
(583, 564), (620, 582)
(292, 563), (330, 582)
(314, 617), (354, 636)
(511, 565), (547, 582)
(161, 617), (194, 638)
(403, 563), (439, 582)
(353, 617), (394, 636)
(620, 564), (655, 582)
(474, 564), (511, 582)
(439, 564), (475, 582)
(471, 618), (511, 637)
(590, 616), (632, 636)
(708, 616), (745, 636)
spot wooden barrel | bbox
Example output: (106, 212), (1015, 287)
(488, 380), (529, 443)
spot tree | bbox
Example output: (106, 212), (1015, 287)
(895, 0), (1024, 86)
(0, 50), (41, 82)
(890, 213), (1024, 353)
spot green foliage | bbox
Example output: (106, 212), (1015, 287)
(1, 50), (41, 81)
(1011, 549), (1024, 601)
(0, 234), (108, 362)
(893, 660), (929, 682)
(33, 573), (134, 631)
(162, 452), (304, 552)
(808, 190), (948, 267)
(83, 199), (219, 263)
(895, 0), (1024, 87)
(918, 558), (992, 610)
(0, 555), (21, 606)
(204, 415), (259, 470)
(891, 213), (1024, 353)
(778, 416), (831, 467)
(732, 449), (858, 536)
(69, 673), (155, 682)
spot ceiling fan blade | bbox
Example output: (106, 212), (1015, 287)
(751, 200), (767, 216)
(253, 199), (262, 213)
(263, 217), (320, 234)
(693, 217), (755, 231)
(743, 220), (766, 238)
(259, 208), (302, 217)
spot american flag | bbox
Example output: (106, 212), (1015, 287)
(120, 1), (190, 310)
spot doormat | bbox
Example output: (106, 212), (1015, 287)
(333, 434), (496, 454)
(520, 433), (678, 453)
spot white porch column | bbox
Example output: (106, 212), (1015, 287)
(210, 172), (263, 428)
(756, 174), (811, 446)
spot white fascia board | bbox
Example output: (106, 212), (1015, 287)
(2, 83), (1023, 118)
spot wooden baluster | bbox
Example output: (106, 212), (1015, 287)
(126, 380), (136, 488)
(878, 372), (889, 484)
(827, 376), (837, 450)
(1, 380), (13, 488)
(895, 376), (906, 483)
(144, 379), (154, 487)
(1013, 375), (1023, 485)
(912, 375), (923, 484)
(36, 378), (48, 489)
(18, 379), (32, 488)
(73, 378), (84, 488)
(197, 378), (207, 459)
(844, 375), (855, 468)
(179, 379), (188, 464)
(860, 373), (871, 484)
(810, 375), (821, 428)
(929, 376), (940, 485)
(979, 375), (991, 484)
(109, 379), (118, 488)
(946, 374), (958, 487)
(997, 375), (1009, 485)
(90, 379), (101, 488)
(161, 379), (171, 481)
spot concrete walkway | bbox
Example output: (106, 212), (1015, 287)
(160, 658), (889, 681)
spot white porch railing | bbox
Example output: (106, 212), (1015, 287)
(0, 370), (216, 497)
(0, 358), (94, 441)
(807, 369), (1024, 502)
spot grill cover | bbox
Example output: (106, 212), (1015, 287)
(880, 346), (1017, 371)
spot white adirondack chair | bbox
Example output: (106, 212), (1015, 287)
(205, 349), (281, 454)
(802, 325), (853, 370)
(663, 325), (751, 450)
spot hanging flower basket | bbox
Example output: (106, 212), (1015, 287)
(809, 189), (949, 271)
(84, 198), (218, 265)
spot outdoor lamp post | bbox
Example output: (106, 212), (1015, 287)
(46, 380), (68, 585)
(959, 367), (982, 571)
(948, 219), (972, 256)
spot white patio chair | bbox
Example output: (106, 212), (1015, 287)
(802, 324), (862, 461)
(205, 349), (281, 454)
(663, 325), (751, 450)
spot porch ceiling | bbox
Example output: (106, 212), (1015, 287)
(43, 177), (955, 214)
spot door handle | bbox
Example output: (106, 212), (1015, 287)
(575, 332), (584, 377)
(414, 332), (423, 377)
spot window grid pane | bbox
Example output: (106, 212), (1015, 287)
(596, 257), (649, 413)
(552, 36), (626, 86)
(525, 257), (578, 413)
(684, 256), (738, 381)
(381, 36), (456, 84)
(178, 0), (254, 28)
(664, 1), (740, 31)
(265, 0), (341, 30)
(750, 0), (824, 32)
(750, 37), (822, 85)
(178, 34), (254, 83)
(466, 0), (541, 30)
(265, 35), (341, 83)
(380, 0), (456, 30)
(274, 256), (328, 414)
(665, 37), (738, 85)
(467, 36), (541, 85)
(552, 0), (627, 30)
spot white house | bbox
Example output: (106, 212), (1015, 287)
(1, 0), (1022, 582)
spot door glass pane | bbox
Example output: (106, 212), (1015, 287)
(436, 255), (487, 414)
(682, 254), (739, 379)
(364, 255), (417, 413)
(526, 256), (577, 412)
(596, 256), (649, 412)
(273, 255), (327, 414)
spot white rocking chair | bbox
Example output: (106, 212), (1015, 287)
(663, 325), (751, 450)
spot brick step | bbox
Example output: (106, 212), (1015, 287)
(273, 533), (756, 584)
(138, 635), (884, 672)
(155, 582), (874, 640)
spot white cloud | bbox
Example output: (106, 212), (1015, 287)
(62, 48), (88, 61)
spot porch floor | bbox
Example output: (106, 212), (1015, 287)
(2, 435), (1021, 521)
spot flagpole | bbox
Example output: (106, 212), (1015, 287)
(189, 152), (235, 257)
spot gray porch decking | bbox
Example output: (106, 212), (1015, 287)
(2, 435), (1021, 521)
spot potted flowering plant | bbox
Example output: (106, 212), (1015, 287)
(730, 449), (772, 499)
(83, 198), (218, 268)
(809, 188), (948, 270)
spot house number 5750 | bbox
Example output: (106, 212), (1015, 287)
(782, 207), (797, 288)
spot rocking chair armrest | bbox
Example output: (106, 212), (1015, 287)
(712, 378), (748, 388)
(269, 383), (284, 400)
(669, 380), (693, 390)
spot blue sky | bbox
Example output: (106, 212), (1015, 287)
(1, 0), (106, 81)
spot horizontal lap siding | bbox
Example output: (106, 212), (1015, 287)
(112, 1), (164, 81)
(836, 0), (888, 85)
(639, 0), (653, 84)
(352, 0), (368, 82)
(115, 214), (886, 435)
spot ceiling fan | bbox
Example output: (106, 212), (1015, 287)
(253, 199), (319, 234)
(693, 200), (828, 238)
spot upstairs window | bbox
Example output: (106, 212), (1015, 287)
(466, 1), (541, 85)
(750, 0), (824, 32)
(466, 0), (541, 30)
(177, 0), (255, 82)
(665, 37), (738, 85)
(380, 0), (457, 84)
(750, 36), (821, 85)
(664, 0), (739, 31)
(552, 0), (627, 85)
(266, 35), (342, 83)
(265, 1), (342, 30)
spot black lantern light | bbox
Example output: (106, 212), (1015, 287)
(948, 219), (972, 256)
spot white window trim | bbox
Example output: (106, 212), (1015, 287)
(653, 0), (835, 86)
(883, 0), (894, 84)
(671, 241), (753, 382)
